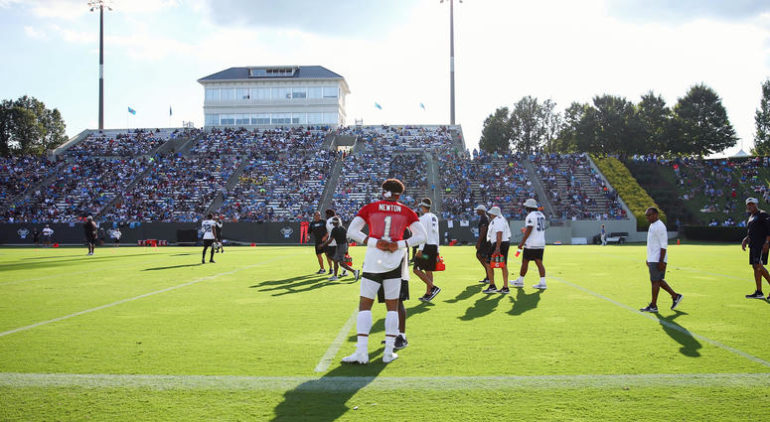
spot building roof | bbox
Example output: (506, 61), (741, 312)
(198, 66), (344, 83)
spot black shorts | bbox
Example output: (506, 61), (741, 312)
(749, 247), (769, 266)
(488, 241), (511, 263)
(325, 245), (336, 258)
(522, 248), (544, 261)
(477, 241), (492, 259)
(415, 244), (438, 271)
(362, 266), (402, 284)
(203, 239), (214, 247)
(314, 243), (325, 255)
(378, 279), (410, 303)
(86, 235), (96, 244)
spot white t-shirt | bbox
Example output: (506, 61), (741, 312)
(646, 219), (668, 263)
(401, 248), (410, 281)
(42, 227), (54, 236)
(524, 211), (547, 249)
(201, 219), (216, 240)
(326, 217), (338, 246)
(487, 215), (511, 243)
(418, 212), (440, 250)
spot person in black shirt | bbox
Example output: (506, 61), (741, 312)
(742, 197), (770, 299)
(84, 216), (98, 256)
(475, 205), (492, 284)
(310, 211), (329, 274)
(215, 216), (224, 254)
(320, 217), (359, 281)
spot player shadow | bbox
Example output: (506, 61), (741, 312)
(266, 278), (357, 297)
(249, 274), (321, 288)
(654, 311), (702, 357)
(444, 284), (484, 304)
(270, 352), (388, 421)
(458, 293), (505, 321)
(0, 254), (149, 272)
(142, 263), (202, 271)
(20, 252), (150, 261)
(507, 288), (542, 316)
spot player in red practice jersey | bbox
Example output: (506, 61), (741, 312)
(342, 179), (427, 364)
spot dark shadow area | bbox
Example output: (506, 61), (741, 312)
(170, 253), (195, 256)
(0, 253), (156, 272)
(444, 284), (483, 304)
(252, 275), (356, 296)
(142, 263), (202, 271)
(270, 351), (388, 421)
(507, 288), (542, 316)
(250, 274), (321, 288)
(655, 311), (702, 357)
(458, 293), (504, 321)
(20, 252), (152, 261)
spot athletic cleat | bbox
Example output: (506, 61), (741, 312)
(482, 285), (499, 294)
(328, 269), (333, 275)
(341, 351), (369, 364)
(671, 294), (683, 310)
(201, 259), (205, 264)
(478, 278), (490, 284)
(382, 351), (399, 363)
(532, 283), (547, 290)
(340, 270), (348, 277)
(394, 335), (408, 350)
(425, 286), (441, 301)
(418, 294), (430, 302)
(745, 291), (765, 299)
(354, 269), (361, 281)
(209, 260), (215, 263)
(511, 281), (524, 288)
(639, 305), (658, 313)
(328, 275), (339, 281)
(498, 287), (510, 294)
(316, 268), (326, 274)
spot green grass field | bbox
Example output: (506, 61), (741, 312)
(1, 244), (769, 421)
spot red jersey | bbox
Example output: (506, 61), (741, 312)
(356, 200), (419, 242)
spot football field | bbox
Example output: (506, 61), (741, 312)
(1, 244), (769, 421)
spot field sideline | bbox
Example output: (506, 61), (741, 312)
(1, 244), (769, 421)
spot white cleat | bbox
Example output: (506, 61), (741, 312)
(341, 351), (369, 365)
(511, 282), (524, 288)
(532, 283), (547, 290)
(382, 351), (399, 363)
(328, 275), (339, 281)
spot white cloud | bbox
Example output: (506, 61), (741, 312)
(23, 25), (47, 39)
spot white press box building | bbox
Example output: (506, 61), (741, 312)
(198, 66), (350, 127)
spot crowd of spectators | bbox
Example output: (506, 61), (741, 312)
(387, 153), (429, 207)
(534, 153), (625, 221)
(331, 153), (391, 221)
(191, 127), (327, 159)
(218, 150), (334, 222)
(0, 156), (61, 204)
(338, 125), (457, 154)
(65, 129), (180, 157)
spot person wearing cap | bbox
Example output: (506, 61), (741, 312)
(514, 199), (548, 289)
(475, 205), (492, 284)
(84, 215), (98, 256)
(42, 224), (54, 247)
(413, 198), (441, 302)
(639, 207), (683, 313)
(321, 217), (360, 282)
(742, 197), (770, 299)
(323, 209), (340, 276)
(483, 206), (512, 294)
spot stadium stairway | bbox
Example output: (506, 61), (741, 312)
(426, 152), (441, 213)
(95, 159), (157, 219)
(523, 159), (555, 217)
(204, 159), (251, 216)
(51, 129), (92, 158)
(11, 160), (66, 204)
(318, 154), (344, 212)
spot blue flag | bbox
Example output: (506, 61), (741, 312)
(169, 106), (172, 116)
(419, 102), (426, 110)
(128, 107), (136, 115)
(374, 102), (382, 110)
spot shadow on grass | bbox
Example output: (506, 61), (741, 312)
(249, 274), (320, 288)
(507, 288), (542, 316)
(655, 311), (702, 357)
(142, 263), (202, 271)
(458, 293), (504, 321)
(270, 351), (388, 421)
(250, 274), (356, 296)
(444, 284), (483, 304)
(0, 253), (154, 272)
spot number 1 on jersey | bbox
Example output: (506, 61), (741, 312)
(382, 216), (392, 241)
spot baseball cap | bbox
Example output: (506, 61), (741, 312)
(332, 217), (340, 224)
(475, 205), (487, 212)
(488, 206), (502, 216)
(746, 197), (759, 205)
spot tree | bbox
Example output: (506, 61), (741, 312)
(591, 94), (638, 155)
(670, 84), (737, 155)
(550, 102), (590, 153)
(509, 96), (561, 154)
(753, 78), (770, 156)
(0, 96), (67, 156)
(635, 91), (672, 154)
(479, 107), (511, 154)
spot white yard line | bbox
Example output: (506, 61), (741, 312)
(549, 275), (770, 368)
(1, 372), (768, 391)
(0, 257), (286, 338)
(315, 309), (358, 372)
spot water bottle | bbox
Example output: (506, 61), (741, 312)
(515, 249), (522, 258)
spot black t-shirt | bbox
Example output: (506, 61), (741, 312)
(84, 221), (97, 237)
(310, 220), (327, 244)
(330, 226), (347, 245)
(747, 211), (770, 249)
(478, 214), (490, 243)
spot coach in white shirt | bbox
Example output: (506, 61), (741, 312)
(483, 206), (512, 294)
(640, 207), (683, 313)
(413, 198), (441, 302)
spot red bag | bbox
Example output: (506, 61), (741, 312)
(434, 256), (446, 271)
(344, 254), (353, 266)
(490, 253), (506, 268)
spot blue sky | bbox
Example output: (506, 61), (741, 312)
(1, 0), (769, 155)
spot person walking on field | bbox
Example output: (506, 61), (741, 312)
(639, 207), (683, 313)
(514, 199), (547, 290)
(742, 197), (770, 299)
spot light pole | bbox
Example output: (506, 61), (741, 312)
(441, 0), (460, 126)
(89, 0), (111, 131)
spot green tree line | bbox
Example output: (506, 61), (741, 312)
(0, 96), (67, 157)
